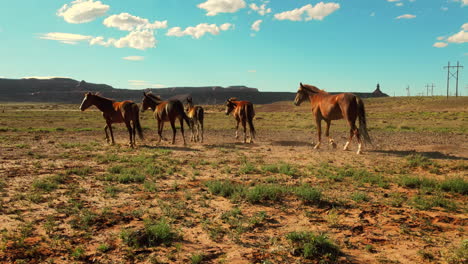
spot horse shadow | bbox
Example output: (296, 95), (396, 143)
(203, 142), (252, 149)
(141, 144), (200, 152)
(370, 150), (467, 161)
(271, 140), (312, 147)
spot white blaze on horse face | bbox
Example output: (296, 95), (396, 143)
(79, 95), (88, 111)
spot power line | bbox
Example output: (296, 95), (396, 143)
(443, 61), (464, 98)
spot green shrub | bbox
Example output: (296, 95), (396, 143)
(294, 185), (322, 203)
(121, 219), (176, 248)
(205, 180), (245, 198)
(286, 231), (341, 262)
(440, 178), (468, 195)
(245, 184), (286, 203)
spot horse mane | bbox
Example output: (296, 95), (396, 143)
(89, 92), (115, 102)
(227, 97), (238, 102)
(302, 84), (327, 94)
(145, 92), (162, 101)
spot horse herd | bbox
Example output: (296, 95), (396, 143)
(79, 83), (371, 154)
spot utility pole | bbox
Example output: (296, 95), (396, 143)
(444, 61), (464, 98)
(406, 85), (410, 96)
(430, 84), (435, 96)
(425, 84), (430, 96)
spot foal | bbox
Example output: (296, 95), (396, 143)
(225, 98), (256, 143)
(79, 92), (143, 147)
(185, 96), (204, 143)
(141, 92), (191, 145)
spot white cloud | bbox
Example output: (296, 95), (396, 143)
(432, 23), (468, 48)
(57, 0), (109, 24)
(396, 14), (416, 19)
(251, 20), (262, 32)
(38, 32), (92, 44)
(454, 0), (468, 6)
(166, 23), (233, 39)
(433, 42), (448, 48)
(99, 30), (156, 50)
(370, 12), (375, 17)
(123, 56), (144, 61)
(441, 7), (448, 11)
(128, 80), (165, 88)
(387, 0), (400, 2)
(248, 70), (256, 73)
(103, 13), (167, 31)
(198, 0), (246, 16)
(447, 30), (468, 43)
(274, 2), (340, 22)
(462, 23), (468, 31)
(249, 3), (271, 16)
(396, 3), (403, 6)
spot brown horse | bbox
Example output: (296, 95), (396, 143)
(225, 98), (256, 143)
(294, 83), (371, 154)
(79, 92), (143, 147)
(185, 96), (204, 143)
(141, 92), (191, 145)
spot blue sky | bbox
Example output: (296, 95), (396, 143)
(0, 0), (466, 96)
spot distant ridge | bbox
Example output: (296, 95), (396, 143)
(0, 78), (388, 104)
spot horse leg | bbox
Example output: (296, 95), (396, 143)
(314, 119), (322, 149)
(344, 122), (355, 151)
(125, 121), (133, 148)
(325, 120), (336, 149)
(157, 120), (163, 143)
(170, 120), (177, 145)
(104, 125), (110, 143)
(235, 118), (240, 139)
(195, 121), (200, 142)
(132, 120), (136, 146)
(179, 118), (186, 145)
(200, 120), (204, 143)
(242, 119), (247, 143)
(106, 121), (115, 145)
(355, 124), (362, 155)
(190, 120), (194, 142)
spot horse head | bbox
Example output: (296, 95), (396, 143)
(141, 92), (161, 112)
(294, 82), (309, 106)
(225, 97), (237, 115)
(185, 96), (193, 112)
(79, 92), (94, 111)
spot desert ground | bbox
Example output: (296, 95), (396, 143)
(0, 96), (466, 264)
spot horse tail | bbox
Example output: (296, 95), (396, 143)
(356, 97), (371, 144)
(176, 101), (191, 128)
(246, 103), (256, 139)
(133, 103), (144, 140)
(197, 107), (204, 127)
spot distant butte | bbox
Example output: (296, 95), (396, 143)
(0, 78), (388, 104)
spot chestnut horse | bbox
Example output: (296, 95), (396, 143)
(294, 83), (371, 154)
(141, 92), (191, 145)
(185, 96), (204, 143)
(225, 98), (256, 143)
(79, 92), (143, 147)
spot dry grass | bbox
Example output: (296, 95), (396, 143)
(0, 97), (467, 263)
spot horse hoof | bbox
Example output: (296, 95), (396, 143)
(356, 150), (362, 155)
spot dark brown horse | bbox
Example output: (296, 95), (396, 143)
(79, 92), (143, 147)
(185, 96), (204, 143)
(225, 98), (256, 143)
(294, 83), (371, 154)
(141, 92), (191, 145)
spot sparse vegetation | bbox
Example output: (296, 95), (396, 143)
(286, 231), (341, 262)
(1, 98), (467, 263)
